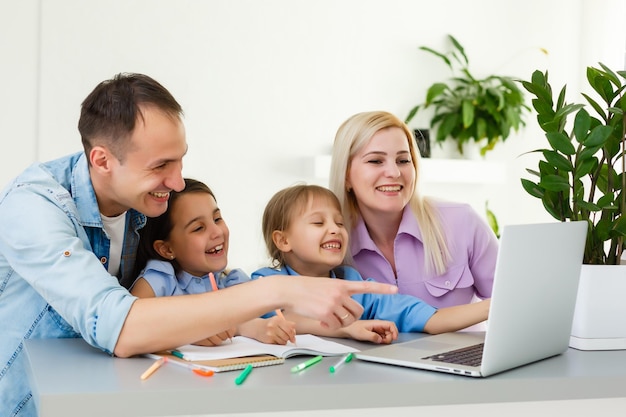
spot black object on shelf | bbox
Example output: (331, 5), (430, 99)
(414, 129), (430, 158)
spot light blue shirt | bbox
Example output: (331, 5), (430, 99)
(135, 259), (251, 296)
(251, 265), (437, 332)
(0, 152), (142, 417)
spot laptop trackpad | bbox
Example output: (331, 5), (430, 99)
(401, 339), (459, 352)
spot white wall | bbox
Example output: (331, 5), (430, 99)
(1, 0), (625, 273)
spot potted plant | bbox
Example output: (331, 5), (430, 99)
(520, 63), (626, 350)
(405, 34), (529, 157)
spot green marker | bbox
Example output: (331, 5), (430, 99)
(290, 355), (323, 373)
(329, 353), (354, 373)
(235, 364), (253, 385)
(170, 350), (185, 359)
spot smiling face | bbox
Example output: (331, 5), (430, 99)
(346, 126), (416, 221)
(157, 191), (230, 277)
(276, 194), (348, 277)
(91, 105), (188, 218)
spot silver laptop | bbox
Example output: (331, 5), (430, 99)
(356, 221), (587, 377)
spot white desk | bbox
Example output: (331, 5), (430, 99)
(25, 334), (626, 417)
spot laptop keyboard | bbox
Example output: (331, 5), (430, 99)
(422, 343), (484, 367)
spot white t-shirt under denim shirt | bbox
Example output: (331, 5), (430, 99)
(101, 212), (127, 277)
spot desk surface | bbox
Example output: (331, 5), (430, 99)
(25, 334), (626, 417)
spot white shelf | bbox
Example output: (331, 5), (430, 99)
(313, 155), (506, 184)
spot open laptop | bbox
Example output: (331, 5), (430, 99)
(356, 221), (587, 377)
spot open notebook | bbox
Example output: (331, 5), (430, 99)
(175, 334), (357, 360)
(147, 334), (358, 372)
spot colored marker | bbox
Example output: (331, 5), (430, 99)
(208, 272), (218, 291)
(290, 355), (323, 373)
(146, 353), (214, 376)
(208, 272), (233, 343)
(170, 350), (185, 359)
(140, 357), (166, 380)
(274, 308), (286, 320)
(235, 364), (253, 385)
(329, 353), (353, 373)
(192, 367), (214, 377)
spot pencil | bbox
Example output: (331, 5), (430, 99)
(140, 357), (166, 380)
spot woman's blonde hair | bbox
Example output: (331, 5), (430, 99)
(329, 111), (450, 275)
(262, 184), (342, 268)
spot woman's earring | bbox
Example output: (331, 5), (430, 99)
(170, 255), (174, 260)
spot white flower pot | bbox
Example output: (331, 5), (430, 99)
(569, 264), (626, 350)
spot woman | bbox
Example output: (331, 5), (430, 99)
(329, 111), (498, 308)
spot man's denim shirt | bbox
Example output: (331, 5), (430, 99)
(0, 152), (144, 417)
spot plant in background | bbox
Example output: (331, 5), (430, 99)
(520, 63), (626, 265)
(485, 201), (500, 239)
(405, 34), (529, 156)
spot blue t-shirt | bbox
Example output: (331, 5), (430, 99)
(134, 259), (250, 296)
(251, 264), (437, 332)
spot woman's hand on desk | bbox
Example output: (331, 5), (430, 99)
(343, 320), (399, 344)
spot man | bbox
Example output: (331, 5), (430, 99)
(0, 73), (396, 416)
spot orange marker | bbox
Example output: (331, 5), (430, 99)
(192, 367), (215, 377)
(208, 272), (218, 291)
(140, 357), (166, 380)
(208, 272), (233, 343)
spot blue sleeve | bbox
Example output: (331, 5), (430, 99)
(250, 266), (282, 280)
(339, 267), (436, 332)
(220, 268), (251, 288)
(140, 260), (177, 297)
(0, 180), (135, 354)
(356, 287), (437, 332)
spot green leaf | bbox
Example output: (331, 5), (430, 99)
(425, 83), (448, 105)
(419, 46), (452, 69)
(462, 99), (475, 128)
(597, 193), (615, 208)
(578, 146), (601, 162)
(531, 98), (554, 117)
(572, 108), (591, 143)
(554, 103), (585, 124)
(447, 34), (469, 66)
(485, 201), (500, 238)
(521, 178), (544, 198)
(405, 105), (420, 124)
(574, 157), (597, 179)
(542, 150), (573, 171)
(546, 132), (576, 155)
(613, 215), (626, 237)
(581, 93), (607, 120)
(577, 200), (601, 211)
(538, 175), (570, 192)
(436, 113), (458, 142)
(583, 125), (613, 147)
